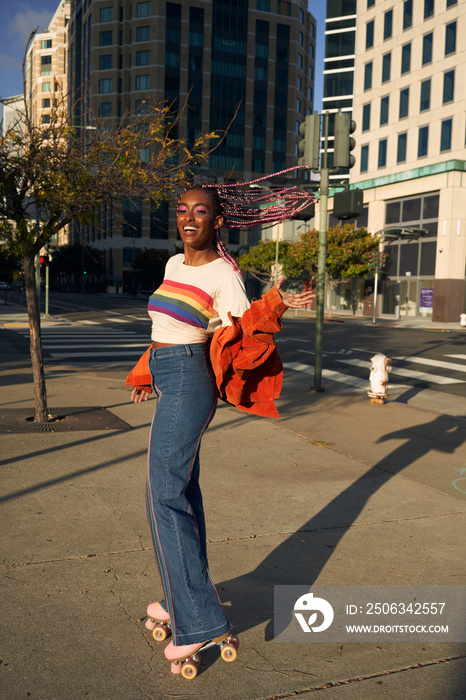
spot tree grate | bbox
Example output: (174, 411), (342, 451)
(0, 407), (132, 433)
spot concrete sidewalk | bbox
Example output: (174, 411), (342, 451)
(1, 336), (465, 699)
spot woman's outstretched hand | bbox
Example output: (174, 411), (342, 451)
(131, 387), (151, 403)
(275, 277), (316, 309)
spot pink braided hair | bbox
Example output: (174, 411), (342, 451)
(181, 165), (316, 271)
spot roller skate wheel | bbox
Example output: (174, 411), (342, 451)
(221, 642), (238, 662)
(181, 659), (198, 679)
(229, 635), (239, 649)
(170, 661), (182, 674)
(153, 623), (169, 642)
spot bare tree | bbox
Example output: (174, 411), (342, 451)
(0, 31), (219, 423)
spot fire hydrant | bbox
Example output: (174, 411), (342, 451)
(368, 354), (392, 405)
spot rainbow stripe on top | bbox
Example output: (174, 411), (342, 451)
(148, 279), (217, 329)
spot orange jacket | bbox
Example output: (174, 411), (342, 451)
(126, 287), (287, 418)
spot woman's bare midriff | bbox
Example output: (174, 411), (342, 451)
(150, 341), (176, 350)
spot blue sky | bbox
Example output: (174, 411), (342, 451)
(0, 0), (325, 113)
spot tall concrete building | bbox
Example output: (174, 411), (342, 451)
(67, 0), (316, 289)
(321, 0), (465, 322)
(322, 0), (356, 186)
(25, 0), (71, 247)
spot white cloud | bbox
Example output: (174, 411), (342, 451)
(8, 6), (55, 47)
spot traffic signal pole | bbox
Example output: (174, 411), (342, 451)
(313, 112), (329, 392)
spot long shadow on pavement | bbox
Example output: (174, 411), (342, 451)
(214, 412), (466, 641)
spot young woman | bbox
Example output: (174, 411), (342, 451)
(129, 176), (315, 678)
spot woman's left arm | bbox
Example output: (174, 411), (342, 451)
(275, 277), (316, 309)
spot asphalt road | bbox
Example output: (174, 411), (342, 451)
(3, 292), (465, 413)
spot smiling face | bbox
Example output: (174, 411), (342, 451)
(176, 188), (224, 253)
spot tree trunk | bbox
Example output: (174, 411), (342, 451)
(23, 253), (49, 423)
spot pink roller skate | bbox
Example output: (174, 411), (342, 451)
(145, 601), (172, 642)
(164, 633), (239, 679)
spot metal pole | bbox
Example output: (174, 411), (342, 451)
(36, 252), (41, 313)
(44, 260), (50, 317)
(313, 112), (329, 392)
(372, 269), (378, 325)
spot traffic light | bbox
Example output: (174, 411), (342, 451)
(40, 255), (46, 265)
(333, 111), (356, 169)
(298, 112), (320, 170)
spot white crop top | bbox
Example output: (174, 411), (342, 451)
(148, 254), (250, 344)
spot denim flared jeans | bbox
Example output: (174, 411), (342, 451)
(146, 343), (231, 645)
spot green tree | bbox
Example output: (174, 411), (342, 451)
(290, 223), (379, 316)
(0, 31), (219, 423)
(238, 239), (302, 285)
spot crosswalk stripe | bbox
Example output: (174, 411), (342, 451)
(106, 318), (131, 323)
(283, 362), (369, 390)
(393, 356), (466, 373)
(335, 358), (465, 385)
(445, 354), (466, 361)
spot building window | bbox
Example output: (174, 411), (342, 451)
(277, 1), (291, 16)
(99, 79), (113, 94)
(401, 43), (411, 74)
(422, 33), (433, 65)
(41, 39), (52, 49)
(299, 31), (304, 47)
(42, 98), (50, 108)
(403, 0), (413, 30)
(367, 0), (375, 7)
(382, 53), (391, 83)
(440, 119), (452, 151)
(418, 126), (429, 157)
(123, 247), (142, 265)
(135, 74), (150, 90)
(98, 102), (112, 117)
(257, 0), (270, 9)
(40, 55), (52, 76)
(384, 10), (393, 40)
(378, 139), (387, 168)
(123, 200), (142, 238)
(361, 145), (369, 172)
(362, 103), (371, 132)
(137, 2), (152, 17)
(380, 96), (389, 126)
(42, 82), (51, 92)
(136, 26), (150, 42)
(364, 62), (373, 90)
(99, 31), (113, 46)
(42, 114), (50, 124)
(446, 0), (457, 7)
(100, 7), (114, 22)
(445, 22), (456, 55)
(298, 53), (303, 68)
(165, 52), (180, 67)
(420, 79), (431, 112)
(424, 0), (434, 19)
(397, 132), (407, 163)
(99, 54), (112, 70)
(443, 70), (454, 103)
(297, 75), (302, 91)
(136, 50), (150, 66)
(366, 20), (374, 49)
